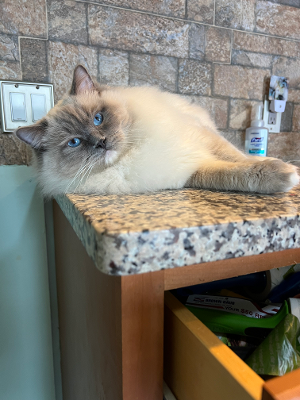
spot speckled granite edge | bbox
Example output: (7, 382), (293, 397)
(55, 194), (300, 276)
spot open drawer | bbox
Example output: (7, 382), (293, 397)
(164, 292), (300, 400)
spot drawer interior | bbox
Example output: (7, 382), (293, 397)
(164, 291), (265, 400)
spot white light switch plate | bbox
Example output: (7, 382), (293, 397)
(0, 81), (54, 133)
(263, 99), (282, 133)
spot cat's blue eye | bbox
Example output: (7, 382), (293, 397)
(68, 138), (81, 147)
(94, 113), (103, 126)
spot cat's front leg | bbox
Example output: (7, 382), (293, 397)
(186, 159), (299, 194)
(244, 155), (279, 162)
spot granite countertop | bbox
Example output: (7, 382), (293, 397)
(56, 186), (300, 276)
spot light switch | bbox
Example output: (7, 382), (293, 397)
(0, 81), (54, 133)
(10, 92), (27, 121)
(31, 94), (46, 122)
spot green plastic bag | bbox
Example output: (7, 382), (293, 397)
(246, 314), (300, 376)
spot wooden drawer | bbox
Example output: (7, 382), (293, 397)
(164, 292), (300, 400)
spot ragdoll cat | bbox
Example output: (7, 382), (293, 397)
(15, 65), (299, 197)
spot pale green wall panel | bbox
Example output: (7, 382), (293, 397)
(0, 165), (55, 400)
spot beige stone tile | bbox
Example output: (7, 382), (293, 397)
(272, 57), (300, 89)
(80, 0), (185, 17)
(185, 96), (228, 129)
(88, 5), (189, 58)
(178, 60), (212, 95)
(214, 65), (269, 99)
(289, 89), (300, 103)
(268, 132), (300, 161)
(187, 0), (214, 23)
(215, 0), (255, 30)
(20, 38), (48, 83)
(0, 34), (19, 61)
(233, 31), (300, 58)
(48, 0), (88, 44)
(232, 50), (273, 68)
(220, 130), (245, 151)
(189, 23), (205, 61)
(243, 0), (256, 30)
(129, 54), (177, 92)
(48, 41), (98, 102)
(205, 27), (231, 63)
(256, 1), (300, 40)
(0, 134), (28, 165)
(0, 60), (21, 80)
(0, 0), (47, 37)
(99, 49), (129, 86)
(292, 105), (300, 131)
(229, 99), (261, 130)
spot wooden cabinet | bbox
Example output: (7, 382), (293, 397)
(53, 198), (300, 400)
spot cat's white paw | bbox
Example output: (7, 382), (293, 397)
(250, 159), (299, 193)
(287, 165), (300, 190)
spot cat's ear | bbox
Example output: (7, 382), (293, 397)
(15, 120), (47, 150)
(70, 65), (95, 95)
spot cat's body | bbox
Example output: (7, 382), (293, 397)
(16, 65), (299, 197)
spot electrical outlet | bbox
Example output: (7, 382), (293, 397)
(268, 111), (277, 125)
(263, 99), (282, 133)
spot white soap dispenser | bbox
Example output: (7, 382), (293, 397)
(245, 103), (269, 157)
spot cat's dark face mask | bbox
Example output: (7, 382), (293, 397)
(15, 65), (131, 181)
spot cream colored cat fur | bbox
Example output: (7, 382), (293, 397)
(15, 65), (299, 197)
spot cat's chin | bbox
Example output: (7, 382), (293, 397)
(104, 150), (119, 166)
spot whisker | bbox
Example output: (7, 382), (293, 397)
(73, 156), (98, 192)
(85, 159), (97, 182)
(72, 164), (90, 193)
(65, 155), (91, 193)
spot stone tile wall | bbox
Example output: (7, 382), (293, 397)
(0, 0), (299, 164)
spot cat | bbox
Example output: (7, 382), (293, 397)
(15, 65), (299, 197)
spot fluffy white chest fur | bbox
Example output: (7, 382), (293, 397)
(81, 87), (219, 194)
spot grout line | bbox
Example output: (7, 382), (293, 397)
(44, 0), (49, 83)
(45, 0), (49, 41)
(97, 47), (100, 82)
(175, 57), (179, 93)
(74, 0), (300, 44)
(17, 36), (23, 81)
(230, 29), (233, 64)
(126, 51), (130, 86)
(85, 2), (90, 46)
(16, 36), (48, 41)
(45, 39), (50, 83)
(227, 96), (231, 130)
(254, 0), (257, 33)
(128, 52), (132, 86)
(213, 0), (216, 26)
(290, 102), (295, 132)
(211, 62), (215, 97)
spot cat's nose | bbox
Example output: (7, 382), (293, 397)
(94, 138), (106, 149)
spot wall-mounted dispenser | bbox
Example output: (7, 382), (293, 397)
(263, 75), (289, 134)
(0, 81), (54, 133)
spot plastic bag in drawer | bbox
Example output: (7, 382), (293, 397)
(246, 314), (300, 376)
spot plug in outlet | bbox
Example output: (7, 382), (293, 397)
(263, 99), (281, 133)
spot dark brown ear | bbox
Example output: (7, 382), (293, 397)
(70, 65), (95, 95)
(15, 120), (47, 150)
